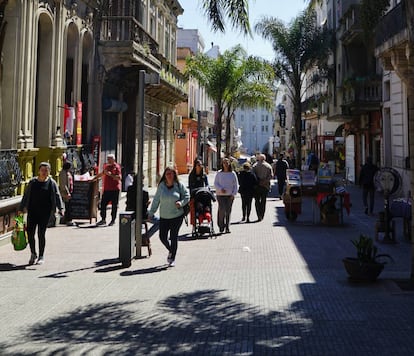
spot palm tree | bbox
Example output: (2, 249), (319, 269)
(255, 9), (332, 167)
(185, 45), (275, 165)
(222, 54), (275, 155)
(199, 0), (251, 34)
(198, 0), (324, 35)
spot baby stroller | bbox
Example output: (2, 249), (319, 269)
(191, 187), (216, 238)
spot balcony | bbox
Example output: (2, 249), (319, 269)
(375, 1), (410, 73)
(341, 78), (382, 115)
(100, 16), (187, 105)
(375, 1), (407, 49)
(100, 16), (161, 72)
(340, 5), (363, 45)
(145, 62), (187, 105)
(301, 94), (328, 117)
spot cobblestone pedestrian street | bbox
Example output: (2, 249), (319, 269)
(1, 174), (413, 355)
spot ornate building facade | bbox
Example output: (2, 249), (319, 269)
(0, 0), (187, 242)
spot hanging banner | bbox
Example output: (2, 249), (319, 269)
(92, 135), (101, 174)
(76, 101), (82, 145)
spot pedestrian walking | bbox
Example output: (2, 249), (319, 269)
(359, 156), (378, 215)
(237, 162), (258, 223)
(18, 162), (64, 265)
(124, 171), (135, 192)
(189, 159), (209, 194)
(274, 154), (289, 198)
(188, 159), (209, 226)
(307, 151), (319, 173)
(125, 174), (150, 220)
(58, 161), (74, 225)
(214, 157), (239, 233)
(93, 154), (122, 226)
(147, 166), (189, 267)
(126, 174), (155, 255)
(252, 153), (273, 221)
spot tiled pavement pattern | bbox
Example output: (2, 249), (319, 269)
(0, 172), (413, 355)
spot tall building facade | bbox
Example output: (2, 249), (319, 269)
(176, 28), (215, 173)
(0, 0), (187, 242)
(234, 107), (275, 156)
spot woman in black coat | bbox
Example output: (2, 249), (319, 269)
(19, 162), (64, 265)
(237, 162), (258, 223)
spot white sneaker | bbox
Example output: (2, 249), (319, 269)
(28, 253), (37, 265)
(37, 256), (44, 265)
(169, 260), (176, 267)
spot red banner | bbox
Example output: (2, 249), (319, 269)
(76, 101), (82, 145)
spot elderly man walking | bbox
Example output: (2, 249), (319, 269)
(252, 153), (273, 221)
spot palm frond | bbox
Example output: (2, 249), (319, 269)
(201, 0), (251, 35)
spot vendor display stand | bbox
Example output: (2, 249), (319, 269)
(316, 190), (351, 225)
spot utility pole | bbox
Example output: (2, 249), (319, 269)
(136, 70), (159, 258)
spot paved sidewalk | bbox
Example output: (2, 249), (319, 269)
(0, 173), (413, 355)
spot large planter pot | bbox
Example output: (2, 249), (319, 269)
(342, 257), (385, 282)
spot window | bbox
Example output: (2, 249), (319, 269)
(384, 80), (390, 102)
(157, 12), (163, 53)
(150, 5), (156, 37)
(137, 0), (145, 26)
(164, 22), (170, 59)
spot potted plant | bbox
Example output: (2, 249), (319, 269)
(342, 234), (393, 282)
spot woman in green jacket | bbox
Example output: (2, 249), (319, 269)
(148, 165), (189, 267)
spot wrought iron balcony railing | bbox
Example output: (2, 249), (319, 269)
(0, 150), (22, 198)
(375, 1), (407, 47)
(341, 78), (382, 115)
(101, 16), (159, 56)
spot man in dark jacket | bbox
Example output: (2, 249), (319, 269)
(252, 153), (273, 221)
(274, 154), (289, 198)
(359, 156), (378, 215)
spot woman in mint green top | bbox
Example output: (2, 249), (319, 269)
(148, 166), (189, 267)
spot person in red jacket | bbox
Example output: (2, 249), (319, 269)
(93, 154), (122, 226)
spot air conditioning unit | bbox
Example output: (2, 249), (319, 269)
(174, 115), (182, 131)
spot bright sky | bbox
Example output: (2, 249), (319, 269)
(177, 0), (308, 60)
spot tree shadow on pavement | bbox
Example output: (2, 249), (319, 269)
(0, 289), (311, 355)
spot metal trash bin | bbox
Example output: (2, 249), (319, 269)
(119, 212), (136, 268)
